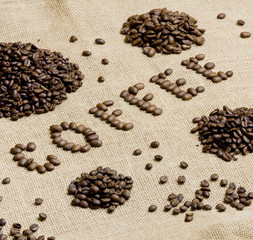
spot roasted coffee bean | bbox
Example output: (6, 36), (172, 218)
(112, 109), (122, 116)
(69, 35), (78, 42)
(218, 71), (228, 80)
(145, 163), (153, 170)
(44, 162), (55, 171)
(0, 218), (6, 226)
(27, 162), (38, 171)
(237, 19), (245, 26)
(196, 67), (206, 74)
(196, 86), (205, 93)
(164, 204), (172, 212)
(176, 78), (186, 86)
(26, 142), (36, 152)
(185, 214), (193, 222)
(240, 32), (251, 38)
(10, 147), (22, 154)
(217, 13), (226, 19)
(121, 9), (205, 57)
(30, 223), (39, 232)
(80, 144), (91, 152)
(187, 88), (197, 96)
(160, 175), (168, 184)
(38, 213), (47, 221)
(181, 60), (190, 66)
(195, 54), (205, 60)
(179, 161), (188, 169)
(98, 76), (105, 83)
(36, 165), (46, 174)
(226, 71), (233, 77)
(220, 179), (228, 187)
(210, 173), (219, 181)
(187, 62), (196, 69)
(2, 177), (10, 184)
(216, 203), (226, 212)
(103, 100), (114, 106)
(164, 68), (173, 76)
(182, 93), (192, 101)
(101, 58), (109, 65)
(172, 208), (181, 215)
(158, 73), (167, 79)
(153, 108), (163, 116)
(47, 237), (56, 240)
(133, 149), (142, 156)
(143, 93), (153, 101)
(154, 155), (163, 161)
(168, 193), (177, 201)
(203, 204), (212, 211)
(82, 50), (91, 56)
(35, 198), (43, 206)
(148, 205), (157, 212)
(204, 62), (215, 69)
(150, 141), (159, 148)
(177, 176), (186, 185)
(95, 38), (105, 44)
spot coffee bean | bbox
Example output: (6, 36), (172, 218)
(240, 32), (251, 38)
(103, 100), (114, 106)
(30, 223), (39, 232)
(148, 205), (157, 212)
(196, 67), (206, 74)
(177, 176), (186, 185)
(210, 173), (219, 181)
(69, 36), (78, 42)
(187, 62), (196, 69)
(133, 149), (142, 156)
(47, 237), (56, 240)
(176, 78), (186, 86)
(195, 54), (205, 60)
(10, 147), (22, 154)
(0, 218), (6, 226)
(27, 162), (38, 171)
(179, 161), (188, 169)
(101, 58), (109, 65)
(196, 86), (205, 93)
(112, 109), (122, 116)
(82, 50), (91, 56)
(36, 165), (46, 174)
(80, 144), (91, 152)
(187, 88), (197, 96)
(154, 155), (163, 161)
(203, 204), (212, 211)
(185, 214), (193, 222)
(34, 198), (43, 206)
(38, 213), (47, 221)
(95, 38), (105, 44)
(237, 19), (245, 26)
(226, 71), (233, 77)
(153, 108), (163, 116)
(204, 62), (215, 69)
(181, 60), (189, 66)
(98, 76), (105, 82)
(217, 13), (226, 19)
(164, 204), (172, 212)
(26, 142), (36, 152)
(220, 179), (228, 187)
(143, 93), (153, 101)
(160, 175), (168, 184)
(182, 93), (192, 101)
(216, 203), (226, 212)
(172, 208), (181, 215)
(212, 76), (222, 83)
(164, 68), (173, 76)
(44, 162), (55, 171)
(2, 177), (10, 184)
(150, 141), (159, 148)
(145, 163), (153, 170)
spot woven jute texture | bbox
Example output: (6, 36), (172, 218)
(0, 0), (252, 239)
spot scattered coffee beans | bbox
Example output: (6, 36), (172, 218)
(150, 141), (159, 148)
(35, 198), (43, 206)
(177, 176), (186, 185)
(240, 32), (251, 38)
(160, 175), (168, 184)
(237, 20), (245, 26)
(145, 163), (153, 170)
(69, 35), (78, 42)
(68, 167), (133, 212)
(50, 122), (102, 152)
(210, 174), (219, 181)
(216, 203), (226, 212)
(179, 161), (188, 169)
(82, 50), (91, 56)
(121, 8), (205, 57)
(191, 106), (253, 161)
(98, 76), (105, 83)
(101, 58), (109, 65)
(133, 149), (142, 156)
(2, 177), (10, 185)
(148, 205), (157, 212)
(95, 38), (105, 45)
(185, 213), (193, 222)
(220, 179), (228, 187)
(39, 213), (47, 221)
(154, 155), (163, 161)
(217, 13), (226, 19)
(0, 42), (84, 120)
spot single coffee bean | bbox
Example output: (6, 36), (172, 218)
(10, 147), (22, 154)
(44, 162), (55, 171)
(160, 175), (168, 184)
(50, 125), (63, 133)
(150, 141), (159, 148)
(177, 176), (186, 184)
(148, 205), (157, 212)
(226, 71), (233, 77)
(122, 123), (134, 131)
(36, 165), (47, 174)
(185, 214), (193, 222)
(143, 93), (153, 101)
(164, 204), (172, 212)
(176, 78), (186, 86)
(39, 213), (47, 221)
(80, 144), (91, 152)
(217, 13), (226, 19)
(176, 90), (186, 98)
(69, 122), (77, 130)
(30, 223), (39, 232)
(187, 88), (198, 96)
(15, 144), (26, 151)
(82, 50), (91, 56)
(89, 107), (98, 114)
(133, 149), (142, 156)
(153, 108), (163, 116)
(196, 86), (205, 93)
(237, 19), (245, 26)
(35, 198), (43, 205)
(172, 208), (181, 215)
(47, 237), (56, 240)
(195, 54), (205, 60)
(158, 73), (167, 79)
(216, 203), (226, 212)
(164, 68), (173, 76)
(187, 62), (196, 69)
(172, 86), (181, 95)
(98, 76), (105, 82)
(2, 177), (10, 184)
(179, 161), (188, 169)
(240, 32), (251, 38)
(204, 62), (215, 69)
(95, 38), (105, 44)
(182, 93), (192, 101)
(220, 179), (228, 187)
(103, 100), (114, 106)
(212, 76), (222, 83)
(101, 58), (109, 65)
(145, 163), (153, 170)
(196, 67), (206, 74)
(26, 142), (36, 151)
(112, 109), (122, 116)
(154, 155), (163, 161)
(203, 204), (212, 211)
(69, 35), (78, 42)
(181, 59), (189, 66)
(27, 162), (38, 171)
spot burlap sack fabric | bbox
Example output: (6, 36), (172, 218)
(0, 0), (252, 239)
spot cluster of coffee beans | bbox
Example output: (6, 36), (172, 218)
(0, 219), (55, 240)
(68, 167), (133, 213)
(50, 122), (102, 152)
(150, 68), (205, 101)
(191, 106), (253, 161)
(10, 143), (60, 174)
(120, 83), (163, 115)
(181, 54), (233, 83)
(89, 100), (134, 130)
(121, 8), (205, 57)
(0, 42), (84, 121)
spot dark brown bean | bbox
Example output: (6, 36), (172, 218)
(44, 162), (55, 171)
(176, 78), (186, 86)
(26, 142), (36, 151)
(39, 213), (47, 221)
(177, 176), (186, 184)
(133, 149), (142, 156)
(160, 175), (168, 184)
(153, 108), (163, 116)
(82, 50), (91, 56)
(101, 58), (109, 65)
(196, 86), (205, 93)
(226, 71), (233, 77)
(69, 35), (78, 42)
(182, 93), (192, 101)
(240, 32), (251, 38)
(2, 177), (10, 184)
(217, 13), (226, 19)
(179, 161), (188, 169)
(95, 38), (105, 44)
(145, 163), (153, 170)
(35, 198), (43, 205)
(98, 76), (105, 82)
(148, 205), (157, 212)
(237, 20), (245, 26)
(164, 68), (173, 76)
(204, 62), (215, 69)
(195, 54), (205, 60)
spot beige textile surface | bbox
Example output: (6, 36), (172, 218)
(0, 0), (253, 239)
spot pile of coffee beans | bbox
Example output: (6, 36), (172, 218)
(191, 106), (253, 161)
(0, 219), (55, 239)
(181, 54), (233, 83)
(120, 83), (163, 115)
(89, 100), (134, 131)
(50, 122), (102, 152)
(120, 8), (205, 57)
(150, 68), (205, 101)
(0, 42), (84, 120)
(68, 166), (133, 213)
(10, 142), (60, 174)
